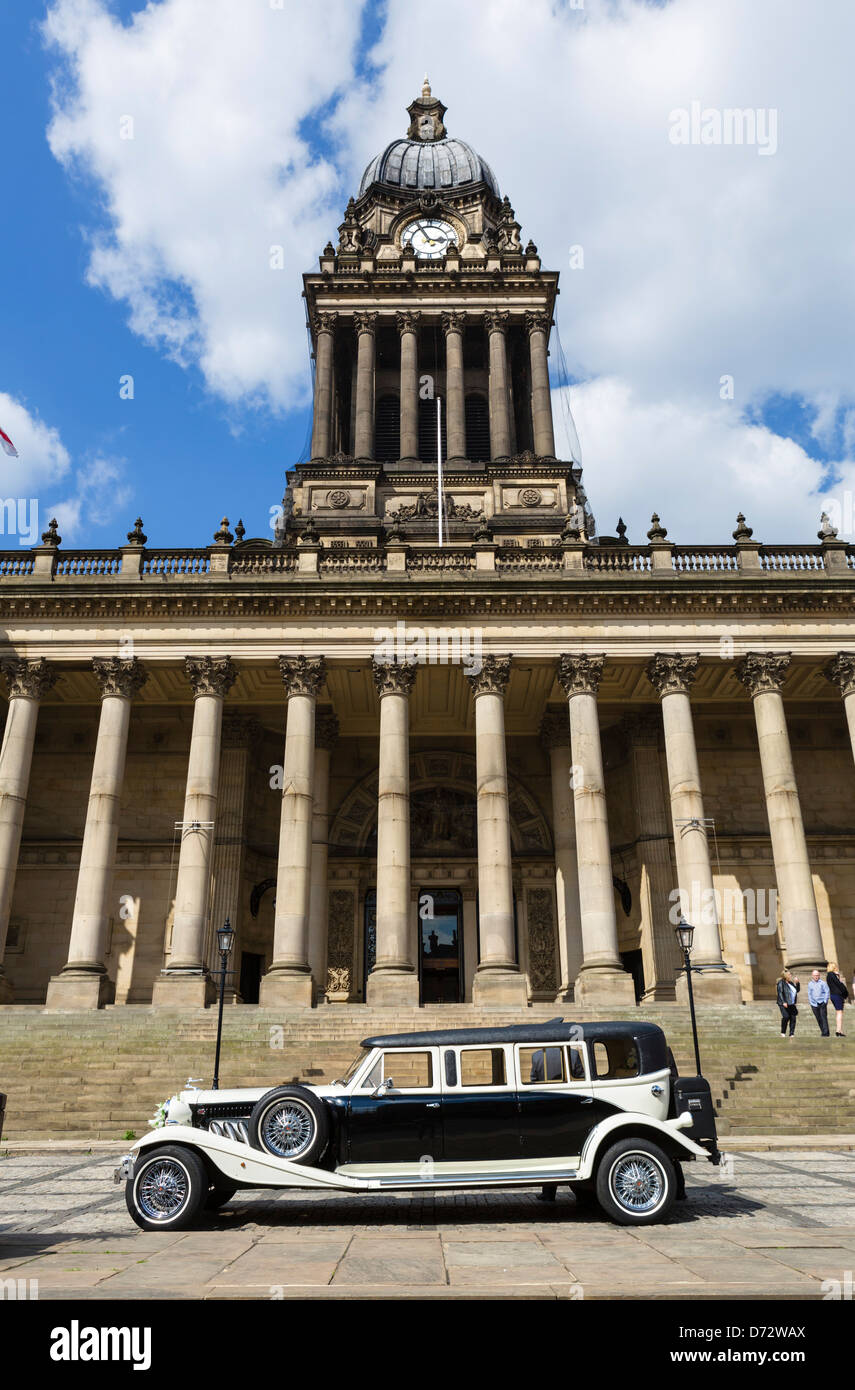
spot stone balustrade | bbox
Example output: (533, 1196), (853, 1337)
(0, 539), (849, 581)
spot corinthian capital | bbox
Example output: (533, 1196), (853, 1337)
(311, 310), (338, 336)
(824, 652), (855, 699)
(483, 309), (510, 336)
(466, 654), (511, 698)
(524, 310), (551, 336)
(372, 660), (417, 698)
(557, 653), (605, 699)
(441, 310), (466, 335)
(646, 653), (700, 699)
(92, 656), (148, 700)
(395, 309), (421, 336)
(736, 651), (791, 698)
(354, 311), (377, 338)
(315, 708), (340, 748)
(279, 655), (327, 699)
(1, 657), (59, 701)
(184, 656), (238, 699)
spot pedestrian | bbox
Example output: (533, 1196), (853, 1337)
(808, 969), (831, 1036)
(776, 969), (799, 1037)
(825, 962), (848, 1038)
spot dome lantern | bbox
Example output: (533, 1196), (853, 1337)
(358, 82), (499, 199)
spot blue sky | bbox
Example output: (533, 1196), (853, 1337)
(1, 0), (853, 549)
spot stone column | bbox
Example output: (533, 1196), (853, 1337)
(485, 310), (512, 459)
(260, 656), (326, 1006)
(310, 708), (338, 999)
(396, 310), (420, 461)
(825, 653), (855, 765)
(153, 656), (237, 1007)
(647, 653), (741, 1003)
(353, 311), (377, 459)
(622, 713), (682, 1001)
(0, 658), (59, 1002)
(310, 310), (337, 460)
(540, 709), (582, 1002)
(557, 655), (635, 1005)
(525, 310), (556, 457)
(367, 662), (419, 1005)
(467, 656), (527, 1004)
(46, 657), (148, 1010)
(442, 310), (467, 461)
(207, 713), (261, 995)
(737, 652), (826, 974)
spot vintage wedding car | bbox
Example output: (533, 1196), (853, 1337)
(116, 1019), (720, 1230)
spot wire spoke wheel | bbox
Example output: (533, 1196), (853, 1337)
(260, 1100), (316, 1159)
(609, 1152), (666, 1215)
(137, 1158), (190, 1221)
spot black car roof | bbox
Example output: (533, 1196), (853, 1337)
(361, 1019), (666, 1049)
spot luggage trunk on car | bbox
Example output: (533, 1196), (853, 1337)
(672, 1075), (719, 1156)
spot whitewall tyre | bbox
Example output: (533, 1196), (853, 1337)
(595, 1137), (676, 1226)
(248, 1086), (329, 1164)
(126, 1145), (207, 1232)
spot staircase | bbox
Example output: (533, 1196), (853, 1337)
(0, 1003), (853, 1141)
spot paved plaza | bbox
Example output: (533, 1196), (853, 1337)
(2, 1148), (855, 1299)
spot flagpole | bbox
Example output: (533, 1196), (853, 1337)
(436, 395), (443, 548)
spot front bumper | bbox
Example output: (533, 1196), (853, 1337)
(113, 1153), (135, 1184)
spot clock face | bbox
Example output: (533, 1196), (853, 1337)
(401, 218), (458, 260)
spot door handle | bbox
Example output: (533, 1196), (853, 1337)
(426, 1102), (440, 1109)
(581, 1097), (593, 1104)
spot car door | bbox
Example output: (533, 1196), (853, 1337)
(441, 1045), (520, 1162)
(346, 1048), (443, 1164)
(516, 1043), (597, 1159)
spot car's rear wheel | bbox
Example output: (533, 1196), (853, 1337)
(595, 1137), (676, 1226)
(126, 1145), (207, 1232)
(248, 1086), (329, 1164)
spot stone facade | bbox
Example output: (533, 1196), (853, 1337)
(0, 86), (853, 1010)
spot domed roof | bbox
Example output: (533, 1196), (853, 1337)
(358, 79), (500, 199)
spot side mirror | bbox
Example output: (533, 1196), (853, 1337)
(373, 1077), (394, 1098)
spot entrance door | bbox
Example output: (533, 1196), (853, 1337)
(239, 951), (262, 1004)
(418, 887), (463, 1004)
(621, 949), (645, 1003)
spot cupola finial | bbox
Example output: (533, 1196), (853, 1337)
(422, 74), (431, 99)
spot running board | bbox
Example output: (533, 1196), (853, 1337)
(339, 1167), (578, 1191)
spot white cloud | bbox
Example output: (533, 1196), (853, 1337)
(43, 0), (364, 410)
(42, 0), (855, 541)
(0, 392), (128, 545)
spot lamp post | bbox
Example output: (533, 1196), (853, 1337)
(675, 918), (703, 1077)
(212, 917), (235, 1091)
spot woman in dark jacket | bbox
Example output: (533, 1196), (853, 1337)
(826, 963), (848, 1037)
(776, 970), (799, 1036)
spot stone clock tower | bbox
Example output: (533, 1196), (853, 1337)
(288, 79), (593, 548)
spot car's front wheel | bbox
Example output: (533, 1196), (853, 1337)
(126, 1145), (207, 1232)
(248, 1086), (329, 1164)
(595, 1137), (676, 1225)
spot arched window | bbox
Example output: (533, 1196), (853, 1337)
(465, 392), (490, 461)
(375, 394), (400, 462)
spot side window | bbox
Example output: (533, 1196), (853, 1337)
(592, 1038), (641, 1080)
(383, 1050), (433, 1089)
(460, 1048), (507, 1087)
(361, 1057), (382, 1089)
(567, 1044), (587, 1081)
(520, 1046), (566, 1084)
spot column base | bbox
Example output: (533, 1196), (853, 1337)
(472, 969), (529, 1007)
(151, 972), (216, 1009)
(785, 956), (828, 977)
(365, 969), (420, 1007)
(554, 985), (575, 1005)
(642, 983), (678, 1003)
(45, 970), (114, 1011)
(676, 968), (743, 1005)
(258, 970), (314, 1007)
(574, 967), (637, 1008)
